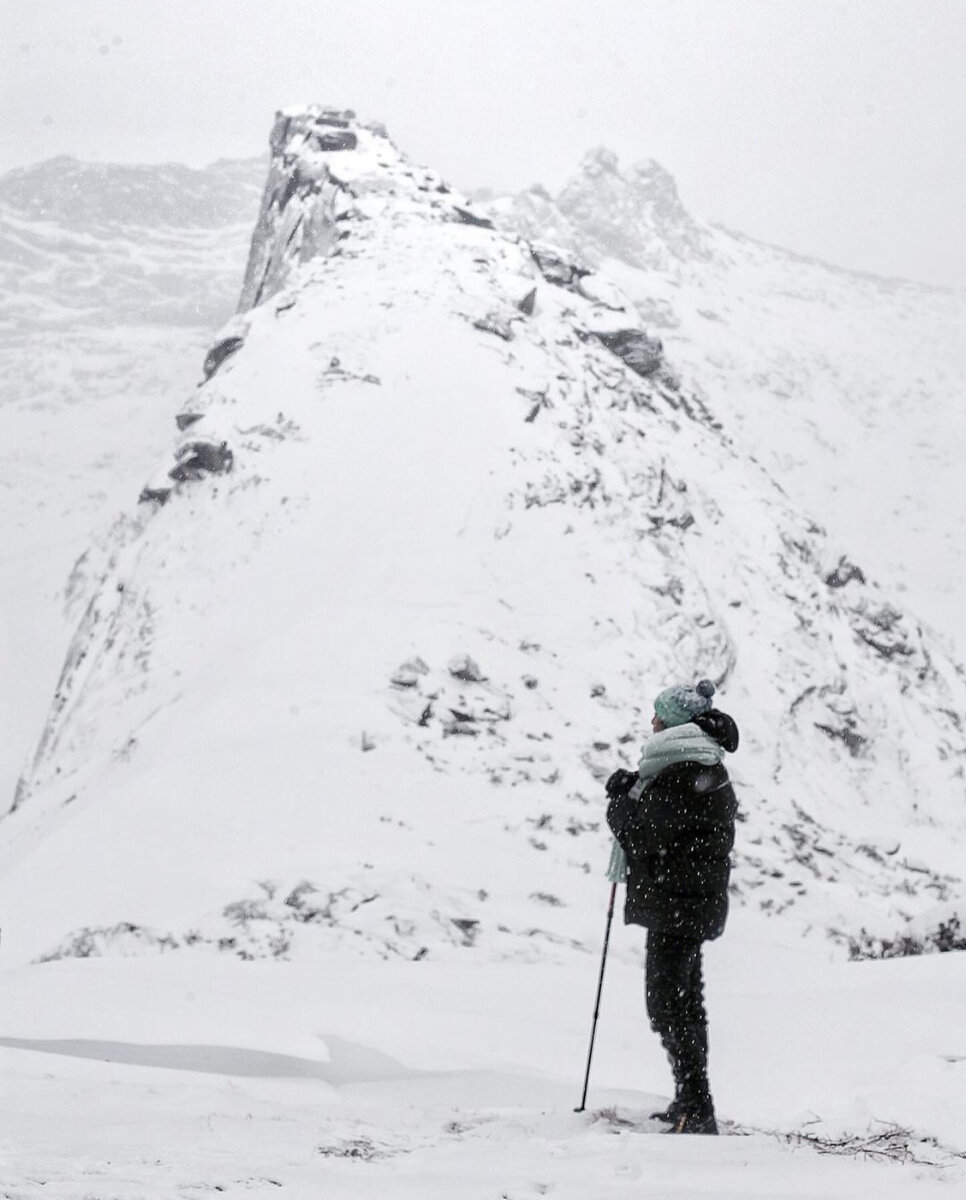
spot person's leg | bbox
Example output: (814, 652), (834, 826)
(644, 928), (688, 1120)
(674, 945), (714, 1122)
(646, 930), (717, 1133)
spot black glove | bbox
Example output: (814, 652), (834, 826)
(605, 768), (637, 801)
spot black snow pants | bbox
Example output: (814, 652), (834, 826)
(645, 929), (711, 1106)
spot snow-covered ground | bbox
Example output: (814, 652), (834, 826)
(2, 927), (965, 1196)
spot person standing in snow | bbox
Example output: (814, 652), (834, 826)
(605, 679), (738, 1135)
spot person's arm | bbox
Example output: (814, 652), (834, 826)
(606, 784), (651, 860)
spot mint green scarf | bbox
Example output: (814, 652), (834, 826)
(607, 725), (724, 882)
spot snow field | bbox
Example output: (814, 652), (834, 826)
(1, 943), (964, 1196)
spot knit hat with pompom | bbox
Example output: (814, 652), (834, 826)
(654, 679), (716, 728)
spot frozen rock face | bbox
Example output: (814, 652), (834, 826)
(237, 107), (450, 311)
(2, 108), (965, 966)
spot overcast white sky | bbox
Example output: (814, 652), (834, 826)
(2, 0), (964, 286)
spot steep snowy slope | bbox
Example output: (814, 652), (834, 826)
(1, 108), (963, 969)
(487, 150), (966, 651)
(0, 155), (265, 812)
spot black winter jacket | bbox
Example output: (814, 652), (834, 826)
(606, 757), (737, 942)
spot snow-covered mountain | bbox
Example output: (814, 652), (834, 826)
(4, 137), (963, 823)
(484, 149), (966, 653)
(1, 108), (963, 972)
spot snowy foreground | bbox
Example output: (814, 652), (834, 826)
(2, 920), (965, 1198)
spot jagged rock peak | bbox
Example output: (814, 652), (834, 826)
(557, 146), (711, 270)
(238, 105), (490, 312)
(578, 146), (621, 176)
(569, 147), (687, 213)
(629, 156), (687, 204)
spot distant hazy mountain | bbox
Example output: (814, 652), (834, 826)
(0, 154), (265, 332)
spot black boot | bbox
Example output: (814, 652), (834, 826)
(665, 1022), (717, 1134)
(649, 1096), (687, 1124)
(649, 1029), (686, 1123)
(667, 1098), (718, 1135)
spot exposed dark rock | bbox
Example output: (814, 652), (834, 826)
(168, 440), (234, 482)
(854, 603), (914, 660)
(391, 658), (430, 688)
(516, 386), (550, 426)
(452, 205), (494, 229)
(269, 114), (295, 156)
(138, 486), (172, 506)
(826, 557), (866, 588)
(815, 722), (868, 756)
(517, 287), (537, 315)
(314, 114), (351, 129)
(450, 917), (480, 946)
(656, 383), (721, 429)
(848, 912), (966, 960)
(388, 691), (434, 726)
(240, 110), (368, 310)
(203, 335), (245, 379)
(472, 313), (514, 341)
(648, 512), (695, 532)
(175, 413), (204, 431)
(856, 632), (915, 660)
(443, 712), (480, 737)
(867, 604), (902, 632)
(448, 653), (486, 682)
(314, 130), (358, 152)
(530, 245), (590, 288)
(855, 836), (900, 860)
(595, 328), (663, 376)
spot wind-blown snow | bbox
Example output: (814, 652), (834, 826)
(1, 107), (965, 1195)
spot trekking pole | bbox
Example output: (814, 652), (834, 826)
(574, 880), (618, 1112)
